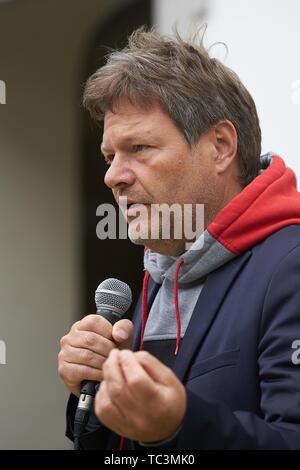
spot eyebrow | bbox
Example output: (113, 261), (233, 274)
(100, 144), (109, 155)
(100, 131), (153, 155)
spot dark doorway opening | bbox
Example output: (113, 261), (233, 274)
(81, 0), (152, 317)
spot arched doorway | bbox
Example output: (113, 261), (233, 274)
(81, 0), (152, 316)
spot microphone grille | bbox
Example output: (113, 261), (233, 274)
(95, 278), (132, 314)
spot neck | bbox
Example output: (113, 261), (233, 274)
(205, 178), (243, 229)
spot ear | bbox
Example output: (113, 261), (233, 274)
(212, 120), (238, 175)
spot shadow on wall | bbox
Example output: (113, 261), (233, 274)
(80, 0), (152, 316)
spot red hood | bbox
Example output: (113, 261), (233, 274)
(208, 155), (300, 255)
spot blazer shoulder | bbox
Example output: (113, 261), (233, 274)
(252, 224), (300, 260)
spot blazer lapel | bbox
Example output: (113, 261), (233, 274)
(173, 250), (252, 381)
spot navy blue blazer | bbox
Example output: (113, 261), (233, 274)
(67, 225), (300, 449)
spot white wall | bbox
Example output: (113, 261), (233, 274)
(154, 0), (300, 181)
(0, 0), (131, 450)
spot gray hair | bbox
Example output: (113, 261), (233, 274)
(83, 26), (261, 187)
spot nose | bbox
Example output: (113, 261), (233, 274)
(104, 154), (136, 189)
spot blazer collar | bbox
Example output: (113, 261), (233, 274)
(173, 250), (252, 381)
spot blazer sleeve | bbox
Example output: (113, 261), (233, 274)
(176, 243), (300, 449)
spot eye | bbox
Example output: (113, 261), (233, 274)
(132, 144), (150, 153)
(104, 154), (114, 166)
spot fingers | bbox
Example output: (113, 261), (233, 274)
(97, 350), (142, 434)
(102, 349), (161, 400)
(94, 349), (185, 442)
(133, 350), (175, 386)
(58, 362), (104, 397)
(98, 350), (129, 427)
(62, 362), (104, 383)
(102, 349), (155, 411)
(59, 344), (107, 369)
(102, 349), (126, 401)
(61, 316), (134, 355)
(134, 351), (187, 428)
(118, 350), (158, 400)
(112, 319), (134, 349)
(74, 314), (113, 339)
(58, 315), (117, 396)
(95, 381), (126, 435)
(61, 329), (115, 357)
(58, 315), (135, 400)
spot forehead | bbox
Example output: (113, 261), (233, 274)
(102, 100), (176, 149)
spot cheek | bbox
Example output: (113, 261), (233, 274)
(140, 156), (196, 201)
(153, 165), (192, 201)
(170, 165), (201, 196)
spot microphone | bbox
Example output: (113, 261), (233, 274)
(73, 278), (132, 448)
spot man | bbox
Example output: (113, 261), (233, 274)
(58, 27), (300, 449)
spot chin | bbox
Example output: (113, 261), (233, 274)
(130, 236), (184, 256)
(127, 221), (184, 255)
(127, 224), (149, 246)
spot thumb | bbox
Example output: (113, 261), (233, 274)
(112, 319), (134, 349)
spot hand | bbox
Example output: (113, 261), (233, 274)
(94, 349), (187, 443)
(58, 315), (134, 397)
